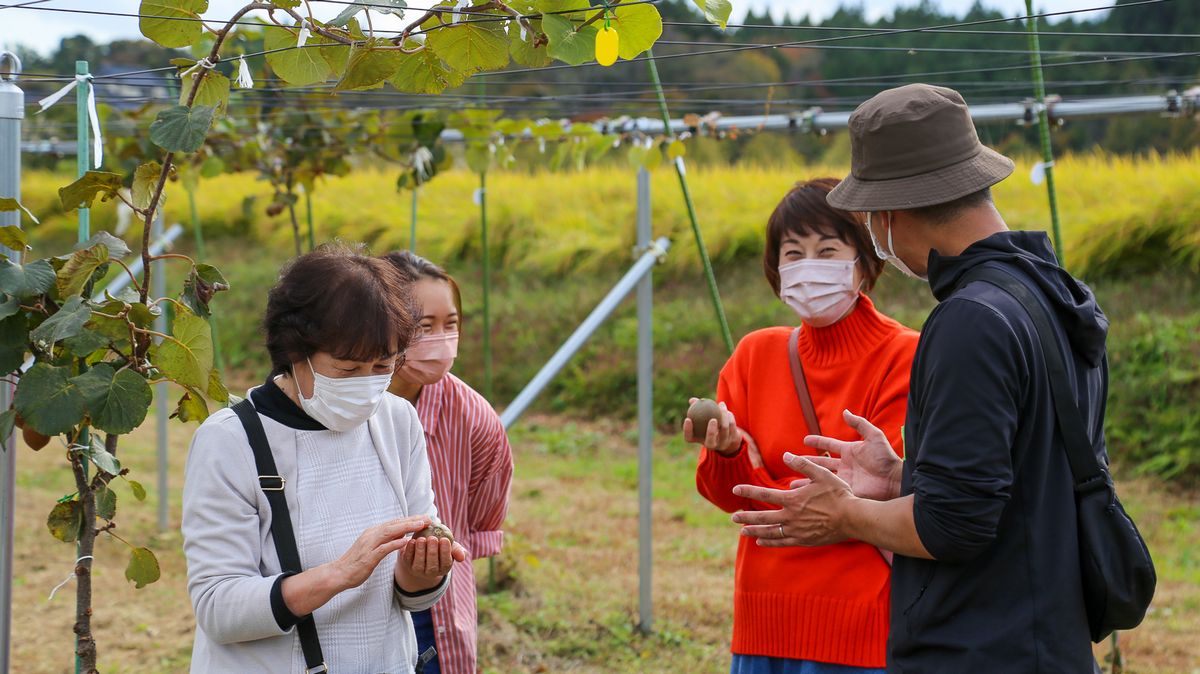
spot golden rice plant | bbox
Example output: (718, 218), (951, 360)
(19, 151), (1200, 278)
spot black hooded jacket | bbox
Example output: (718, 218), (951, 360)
(889, 231), (1109, 672)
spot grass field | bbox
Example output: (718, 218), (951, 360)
(9, 414), (1200, 673)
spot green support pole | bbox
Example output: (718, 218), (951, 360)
(73, 59), (90, 674)
(1024, 0), (1066, 266)
(410, 187), (418, 253)
(645, 49), (734, 354)
(188, 188), (223, 374)
(480, 172), (492, 402)
(305, 188), (315, 252)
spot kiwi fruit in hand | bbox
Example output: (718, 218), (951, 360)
(686, 398), (723, 438)
(413, 522), (455, 544)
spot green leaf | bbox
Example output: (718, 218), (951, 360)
(57, 249), (110, 299)
(139, 0), (208, 47)
(426, 17), (510, 73)
(510, 22), (552, 68)
(15, 363), (86, 436)
(96, 485), (117, 521)
(0, 225), (29, 252)
(73, 363), (152, 435)
(125, 547), (161, 588)
(47, 500), (82, 542)
(329, 0), (404, 25)
(0, 258), (55, 299)
(139, 0), (209, 48)
(30, 296), (91, 347)
(84, 435), (121, 476)
(75, 232), (131, 260)
(128, 479), (147, 502)
(612, 4), (663, 60)
(0, 313), (26, 374)
(466, 142), (493, 175)
(334, 41), (403, 91)
(264, 25), (332, 86)
(63, 328), (109, 358)
(154, 310), (213, 390)
(150, 105), (216, 153)
(199, 155), (225, 178)
(174, 390), (209, 422)
(0, 408), (15, 441)
(131, 161), (164, 215)
(0, 295), (18, 320)
(692, 0), (732, 29)
(0, 198), (39, 226)
(389, 45), (465, 94)
(58, 171), (123, 210)
(270, 0), (301, 7)
(667, 139), (686, 160)
(207, 367), (229, 403)
(181, 263), (229, 318)
(179, 71), (230, 117)
(543, 14), (597, 66)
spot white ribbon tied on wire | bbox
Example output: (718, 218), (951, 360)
(297, 19), (311, 49)
(1030, 160), (1055, 185)
(235, 55), (254, 89)
(37, 74), (103, 169)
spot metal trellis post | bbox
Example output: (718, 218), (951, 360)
(480, 172), (492, 402)
(636, 168), (654, 634)
(0, 50), (24, 674)
(74, 59), (91, 674)
(154, 211), (170, 532)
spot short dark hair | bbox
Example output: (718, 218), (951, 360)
(264, 244), (418, 376)
(764, 178), (885, 295)
(906, 187), (993, 225)
(380, 251), (463, 319)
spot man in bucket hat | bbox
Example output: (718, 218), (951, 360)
(731, 84), (1109, 671)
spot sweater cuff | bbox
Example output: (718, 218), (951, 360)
(395, 572), (449, 598)
(270, 572), (300, 631)
(704, 437), (747, 460)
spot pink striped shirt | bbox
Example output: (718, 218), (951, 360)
(415, 373), (513, 674)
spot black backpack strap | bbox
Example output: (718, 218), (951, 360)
(961, 265), (1109, 495)
(232, 399), (328, 674)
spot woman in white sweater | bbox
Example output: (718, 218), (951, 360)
(182, 246), (465, 673)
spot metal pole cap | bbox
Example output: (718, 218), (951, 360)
(0, 51), (22, 121)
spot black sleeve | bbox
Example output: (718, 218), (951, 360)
(910, 298), (1025, 563)
(270, 572), (301, 630)
(395, 573), (448, 598)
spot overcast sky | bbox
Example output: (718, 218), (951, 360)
(2, 0), (1117, 56)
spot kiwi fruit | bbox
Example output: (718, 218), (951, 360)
(413, 523), (455, 543)
(22, 425), (50, 451)
(686, 398), (722, 437)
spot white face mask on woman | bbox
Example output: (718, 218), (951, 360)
(399, 332), (459, 386)
(778, 258), (861, 327)
(296, 358), (393, 432)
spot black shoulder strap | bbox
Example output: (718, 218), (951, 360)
(232, 399), (328, 674)
(961, 266), (1109, 495)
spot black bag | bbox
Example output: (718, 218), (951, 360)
(965, 265), (1156, 642)
(233, 400), (329, 674)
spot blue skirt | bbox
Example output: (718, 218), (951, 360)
(731, 654), (886, 674)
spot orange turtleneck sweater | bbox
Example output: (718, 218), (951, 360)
(696, 294), (919, 668)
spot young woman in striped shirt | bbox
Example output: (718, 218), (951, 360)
(382, 251), (515, 674)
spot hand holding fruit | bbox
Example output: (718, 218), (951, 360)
(682, 398), (742, 456)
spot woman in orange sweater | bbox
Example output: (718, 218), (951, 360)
(686, 178), (919, 674)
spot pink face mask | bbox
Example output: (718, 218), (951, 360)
(400, 332), (459, 386)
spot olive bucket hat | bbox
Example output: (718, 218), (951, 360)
(827, 84), (1015, 211)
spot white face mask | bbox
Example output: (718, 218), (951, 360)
(779, 258), (862, 327)
(296, 358), (393, 432)
(866, 212), (927, 281)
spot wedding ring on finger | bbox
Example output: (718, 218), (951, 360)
(778, 524), (785, 539)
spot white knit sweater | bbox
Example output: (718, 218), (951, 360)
(182, 388), (447, 673)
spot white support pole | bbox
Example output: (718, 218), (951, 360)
(153, 211), (170, 532)
(0, 51), (23, 674)
(635, 168), (654, 634)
